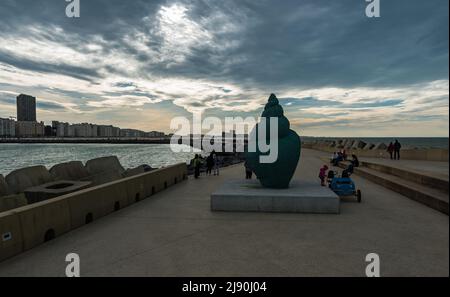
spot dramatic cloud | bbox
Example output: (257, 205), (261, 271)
(0, 0), (448, 136)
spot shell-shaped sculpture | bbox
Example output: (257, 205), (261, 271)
(245, 94), (301, 188)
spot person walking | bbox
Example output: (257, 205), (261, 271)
(206, 153), (214, 175)
(212, 151), (220, 176)
(394, 139), (402, 160)
(193, 154), (202, 179)
(387, 142), (394, 160)
(244, 160), (253, 179)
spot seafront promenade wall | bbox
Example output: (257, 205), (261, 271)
(303, 143), (449, 162)
(0, 163), (187, 262)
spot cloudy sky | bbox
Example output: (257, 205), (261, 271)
(0, 0), (448, 136)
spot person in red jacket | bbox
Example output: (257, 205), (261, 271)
(319, 165), (328, 186)
(387, 142), (394, 160)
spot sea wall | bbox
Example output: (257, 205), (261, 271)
(0, 163), (187, 262)
(303, 142), (449, 162)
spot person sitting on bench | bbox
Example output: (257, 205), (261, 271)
(342, 163), (354, 178)
(332, 152), (343, 166)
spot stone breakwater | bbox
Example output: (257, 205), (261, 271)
(0, 156), (157, 213)
(303, 139), (449, 162)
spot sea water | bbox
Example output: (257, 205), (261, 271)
(0, 143), (196, 175)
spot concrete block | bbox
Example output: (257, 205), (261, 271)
(122, 165), (146, 178)
(85, 156), (125, 176)
(363, 143), (375, 150)
(345, 140), (355, 149)
(0, 175), (9, 197)
(50, 161), (90, 181)
(211, 179), (340, 214)
(352, 140), (366, 149)
(5, 165), (53, 194)
(0, 211), (23, 262)
(24, 180), (92, 204)
(373, 143), (387, 150)
(14, 196), (71, 250)
(0, 193), (27, 213)
(83, 170), (123, 186)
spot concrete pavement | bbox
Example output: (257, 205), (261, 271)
(0, 149), (447, 276)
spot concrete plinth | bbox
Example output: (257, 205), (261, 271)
(211, 179), (340, 214)
(24, 180), (92, 204)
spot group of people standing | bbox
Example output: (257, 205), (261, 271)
(192, 151), (220, 179)
(387, 140), (402, 160)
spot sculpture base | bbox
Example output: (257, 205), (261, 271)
(211, 179), (340, 214)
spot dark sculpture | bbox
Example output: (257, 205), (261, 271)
(245, 94), (301, 188)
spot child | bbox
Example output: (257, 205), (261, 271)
(319, 165), (328, 186)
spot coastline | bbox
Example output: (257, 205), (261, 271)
(0, 137), (172, 144)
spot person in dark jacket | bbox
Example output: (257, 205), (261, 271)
(350, 154), (359, 167)
(394, 139), (402, 160)
(244, 160), (253, 179)
(206, 153), (214, 175)
(342, 163), (354, 178)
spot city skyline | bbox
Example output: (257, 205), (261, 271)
(0, 93), (167, 138)
(0, 0), (448, 137)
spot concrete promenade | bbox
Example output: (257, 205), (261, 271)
(0, 149), (447, 276)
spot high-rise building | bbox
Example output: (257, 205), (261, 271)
(16, 94), (36, 122)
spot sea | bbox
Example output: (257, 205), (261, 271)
(0, 143), (197, 176)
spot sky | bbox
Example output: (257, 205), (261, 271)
(0, 0), (448, 137)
